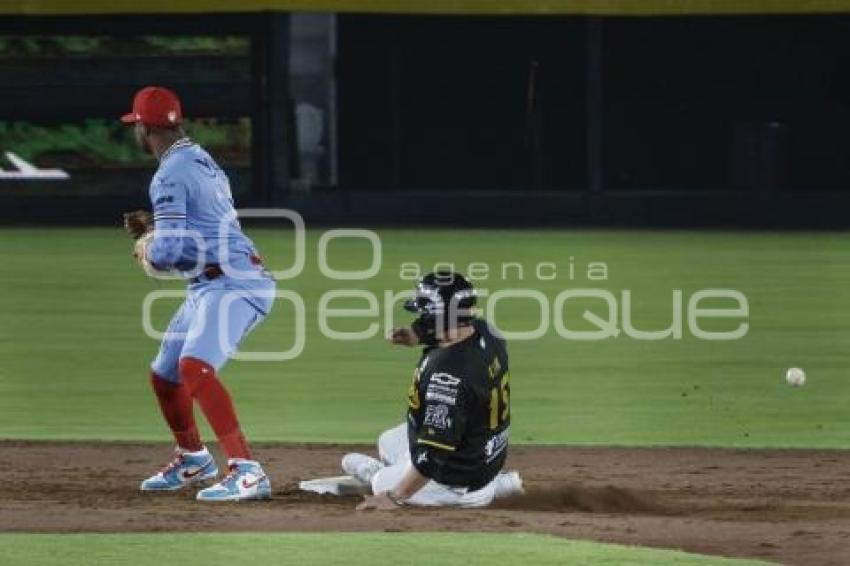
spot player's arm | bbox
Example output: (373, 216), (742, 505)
(356, 466), (429, 511)
(388, 316), (434, 346)
(146, 177), (189, 269)
(361, 389), (466, 510)
(357, 373), (468, 511)
(388, 326), (419, 346)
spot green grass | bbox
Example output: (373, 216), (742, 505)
(0, 228), (848, 447)
(0, 533), (770, 565)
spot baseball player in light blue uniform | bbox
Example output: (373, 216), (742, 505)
(147, 139), (275, 382)
(122, 86), (274, 501)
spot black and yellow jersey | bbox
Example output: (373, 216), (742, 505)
(406, 319), (510, 491)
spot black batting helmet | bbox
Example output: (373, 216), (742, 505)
(404, 271), (477, 345)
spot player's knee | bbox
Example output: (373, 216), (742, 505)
(378, 424), (404, 463)
(150, 371), (177, 391)
(178, 356), (215, 394)
(377, 431), (391, 462)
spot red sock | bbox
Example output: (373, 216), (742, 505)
(150, 372), (202, 452)
(179, 357), (252, 460)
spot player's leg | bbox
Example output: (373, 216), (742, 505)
(179, 288), (271, 501)
(341, 422), (408, 483)
(180, 290), (263, 459)
(457, 482), (497, 508)
(149, 298), (199, 448)
(377, 422), (410, 465)
(341, 453), (383, 484)
(370, 462), (468, 507)
(141, 296), (218, 491)
(456, 471), (524, 507)
(491, 470), (524, 500)
(370, 464), (508, 508)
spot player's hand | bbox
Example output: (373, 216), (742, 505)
(388, 327), (419, 347)
(356, 492), (402, 511)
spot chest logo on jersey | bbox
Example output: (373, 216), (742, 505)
(155, 195), (174, 206)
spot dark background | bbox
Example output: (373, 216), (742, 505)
(338, 17), (587, 193)
(1, 13), (849, 227)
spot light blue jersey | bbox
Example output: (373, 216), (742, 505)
(147, 138), (257, 273)
(146, 138), (275, 382)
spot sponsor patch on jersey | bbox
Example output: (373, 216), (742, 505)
(426, 391), (457, 405)
(485, 426), (510, 463)
(426, 372), (460, 405)
(430, 372), (460, 387)
(423, 403), (452, 430)
(155, 195), (175, 206)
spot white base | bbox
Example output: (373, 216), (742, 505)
(298, 475), (371, 496)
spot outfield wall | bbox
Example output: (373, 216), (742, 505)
(1, 6), (849, 227)
(5, 0), (850, 16)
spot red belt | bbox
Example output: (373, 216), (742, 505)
(191, 255), (263, 283)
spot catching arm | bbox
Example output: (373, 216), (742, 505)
(146, 177), (189, 269)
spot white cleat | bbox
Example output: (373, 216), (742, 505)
(493, 470), (524, 499)
(341, 453), (383, 484)
(196, 459), (271, 502)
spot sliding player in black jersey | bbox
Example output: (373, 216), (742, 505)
(348, 272), (523, 510)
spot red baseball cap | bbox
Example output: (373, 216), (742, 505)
(121, 86), (183, 127)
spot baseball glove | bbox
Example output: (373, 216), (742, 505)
(123, 209), (153, 240)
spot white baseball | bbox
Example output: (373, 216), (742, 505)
(785, 367), (806, 387)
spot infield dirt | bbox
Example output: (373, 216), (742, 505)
(2, 442), (850, 565)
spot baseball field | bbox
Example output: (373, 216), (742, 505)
(1, 227), (849, 565)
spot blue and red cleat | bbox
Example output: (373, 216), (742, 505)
(140, 447), (218, 491)
(196, 459), (271, 501)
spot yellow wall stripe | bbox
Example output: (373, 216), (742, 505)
(4, 0), (850, 16)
